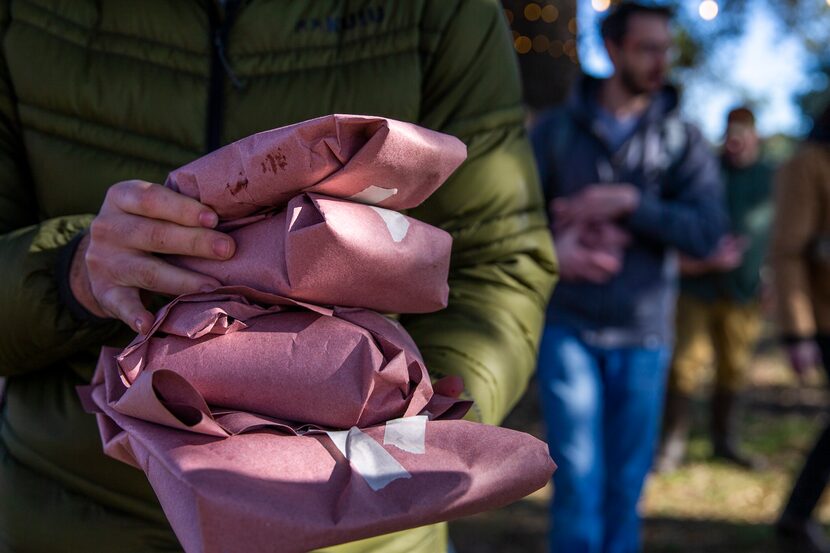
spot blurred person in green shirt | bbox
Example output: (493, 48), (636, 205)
(655, 107), (773, 473)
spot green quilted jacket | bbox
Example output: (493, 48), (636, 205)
(0, 1), (557, 552)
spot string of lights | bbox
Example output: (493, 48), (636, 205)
(504, 0), (757, 65)
(504, 2), (579, 63)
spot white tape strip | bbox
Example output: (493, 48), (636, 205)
(348, 185), (398, 205)
(383, 415), (427, 454)
(370, 206), (410, 242)
(327, 426), (411, 491)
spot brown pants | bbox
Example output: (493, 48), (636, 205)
(669, 295), (762, 395)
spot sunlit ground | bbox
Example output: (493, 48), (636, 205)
(450, 342), (830, 553)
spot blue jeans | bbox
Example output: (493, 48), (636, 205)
(537, 324), (670, 553)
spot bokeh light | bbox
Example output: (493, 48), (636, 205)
(541, 4), (559, 23)
(592, 0), (611, 12)
(533, 34), (552, 53)
(564, 39), (577, 57)
(524, 3), (542, 22)
(568, 17), (578, 34)
(514, 35), (532, 54)
(699, 0), (719, 21)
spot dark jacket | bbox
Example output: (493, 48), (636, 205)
(682, 159), (774, 304)
(531, 76), (726, 346)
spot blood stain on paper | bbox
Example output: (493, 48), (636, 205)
(261, 149), (288, 174)
(226, 175), (249, 196)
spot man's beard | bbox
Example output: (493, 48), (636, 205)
(620, 67), (659, 96)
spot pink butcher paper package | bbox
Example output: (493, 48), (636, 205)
(78, 114), (556, 553)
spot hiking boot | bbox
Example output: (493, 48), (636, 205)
(711, 390), (765, 470)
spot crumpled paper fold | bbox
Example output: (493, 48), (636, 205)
(113, 289), (443, 431)
(85, 355), (553, 553)
(170, 194), (452, 313)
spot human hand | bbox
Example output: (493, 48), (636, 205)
(551, 184), (640, 226)
(706, 235), (747, 271)
(579, 222), (632, 252)
(679, 235), (747, 276)
(785, 339), (823, 385)
(433, 375), (465, 399)
(70, 180), (236, 334)
(554, 224), (624, 284)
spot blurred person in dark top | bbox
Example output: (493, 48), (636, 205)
(655, 107), (773, 473)
(530, 2), (726, 551)
(771, 104), (830, 553)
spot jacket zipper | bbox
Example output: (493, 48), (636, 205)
(206, 0), (244, 153)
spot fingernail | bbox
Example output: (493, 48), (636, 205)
(199, 211), (219, 228)
(200, 284), (216, 293)
(213, 238), (232, 258)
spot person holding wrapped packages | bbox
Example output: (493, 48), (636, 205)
(0, 2), (557, 553)
(655, 107), (774, 474)
(76, 115), (556, 553)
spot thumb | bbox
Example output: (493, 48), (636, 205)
(433, 375), (465, 399)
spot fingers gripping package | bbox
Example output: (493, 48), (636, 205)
(78, 114), (556, 553)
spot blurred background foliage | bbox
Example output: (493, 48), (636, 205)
(501, 0), (830, 154)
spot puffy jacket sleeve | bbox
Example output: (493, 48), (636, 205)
(402, 0), (558, 424)
(770, 147), (821, 339)
(0, 19), (121, 377)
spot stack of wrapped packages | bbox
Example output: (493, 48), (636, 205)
(79, 114), (556, 553)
